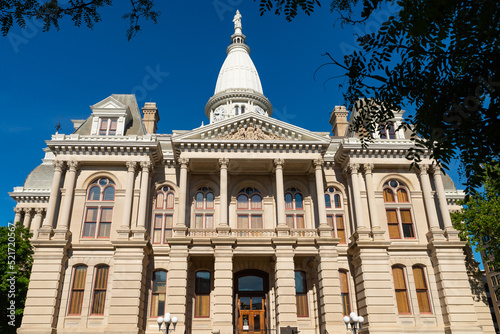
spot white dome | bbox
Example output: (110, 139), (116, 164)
(214, 44), (263, 95)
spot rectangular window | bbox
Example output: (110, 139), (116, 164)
(164, 215), (173, 241)
(68, 266), (87, 315)
(336, 215), (346, 243)
(97, 208), (112, 238)
(91, 266), (109, 315)
(251, 215), (263, 229)
(413, 267), (431, 313)
(296, 215), (305, 229)
(195, 271), (211, 317)
(151, 271), (167, 317)
(237, 215), (249, 229)
(205, 214), (214, 229)
(386, 209), (401, 239)
(153, 215), (162, 243)
(99, 118), (118, 136)
(99, 119), (108, 135)
(393, 267), (410, 314)
(400, 209), (415, 238)
(195, 214), (203, 229)
(83, 207), (98, 237)
(339, 271), (351, 315)
(295, 271), (308, 317)
(286, 215), (294, 228)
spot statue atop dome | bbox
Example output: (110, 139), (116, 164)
(233, 10), (242, 32)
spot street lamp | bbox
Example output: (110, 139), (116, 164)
(343, 312), (364, 334)
(157, 313), (178, 333)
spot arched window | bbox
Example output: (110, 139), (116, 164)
(392, 266), (411, 314)
(235, 106), (239, 115)
(325, 187), (346, 243)
(379, 123), (396, 139)
(195, 271), (211, 318)
(412, 266), (431, 313)
(295, 271), (308, 317)
(285, 187), (305, 229)
(383, 180), (415, 239)
(83, 178), (115, 238)
(339, 270), (351, 316)
(68, 265), (87, 315)
(152, 186), (175, 244)
(91, 265), (109, 315)
(193, 187), (215, 229)
(151, 270), (167, 317)
(237, 187), (263, 229)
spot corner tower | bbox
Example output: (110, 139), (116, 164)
(205, 10), (273, 123)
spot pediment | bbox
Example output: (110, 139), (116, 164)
(172, 113), (331, 143)
(91, 96), (127, 110)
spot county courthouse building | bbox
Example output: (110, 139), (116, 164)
(10, 11), (495, 334)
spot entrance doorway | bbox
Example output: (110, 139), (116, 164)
(235, 270), (269, 334)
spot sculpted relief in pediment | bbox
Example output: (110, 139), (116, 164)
(214, 125), (287, 140)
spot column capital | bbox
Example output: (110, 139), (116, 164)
(140, 161), (152, 171)
(344, 162), (360, 175)
(274, 158), (284, 168)
(363, 163), (374, 174)
(23, 208), (33, 214)
(430, 164), (442, 175)
(218, 158), (229, 169)
(14, 207), (22, 214)
(178, 157), (189, 168)
(35, 208), (45, 215)
(126, 161), (138, 171)
(313, 158), (324, 169)
(52, 160), (65, 171)
(66, 160), (79, 171)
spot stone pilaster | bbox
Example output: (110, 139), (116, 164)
(431, 166), (459, 240)
(13, 207), (22, 224)
(274, 244), (297, 328)
(107, 241), (149, 334)
(349, 242), (399, 333)
(314, 159), (330, 237)
(54, 160), (79, 239)
(39, 160), (65, 238)
(346, 163), (370, 240)
(316, 242), (345, 334)
(18, 240), (68, 334)
(213, 243), (234, 333)
(429, 240), (483, 334)
(118, 161), (137, 239)
(275, 159), (288, 235)
(31, 208), (44, 233)
(133, 161), (151, 239)
(175, 158), (189, 236)
(165, 244), (189, 334)
(418, 165), (445, 241)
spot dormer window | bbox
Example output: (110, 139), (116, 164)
(235, 106), (239, 115)
(241, 106), (245, 114)
(99, 118), (118, 136)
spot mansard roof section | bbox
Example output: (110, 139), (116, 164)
(73, 94), (147, 136)
(172, 112), (331, 143)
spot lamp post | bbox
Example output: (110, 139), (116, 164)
(343, 312), (364, 334)
(157, 313), (178, 333)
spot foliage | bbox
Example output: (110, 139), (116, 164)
(0, 222), (33, 333)
(452, 163), (500, 272)
(257, 0), (500, 193)
(0, 0), (160, 40)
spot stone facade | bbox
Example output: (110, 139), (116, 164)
(10, 11), (495, 334)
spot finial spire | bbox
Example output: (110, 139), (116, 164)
(233, 10), (242, 33)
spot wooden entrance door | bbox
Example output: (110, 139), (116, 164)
(237, 296), (266, 334)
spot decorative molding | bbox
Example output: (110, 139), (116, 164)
(274, 158), (284, 168)
(348, 163), (360, 174)
(178, 158), (189, 168)
(140, 161), (152, 171)
(53, 160), (65, 171)
(363, 163), (374, 174)
(214, 124), (287, 140)
(313, 158), (324, 169)
(218, 158), (229, 169)
(126, 161), (138, 171)
(67, 161), (80, 171)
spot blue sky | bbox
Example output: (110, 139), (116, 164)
(1, 1), (464, 227)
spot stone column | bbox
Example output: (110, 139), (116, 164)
(165, 244), (189, 334)
(121, 161), (137, 229)
(13, 208), (22, 224)
(274, 245), (297, 329)
(176, 158), (189, 228)
(23, 209), (33, 229)
(213, 243), (234, 333)
(31, 208), (44, 232)
(218, 158), (229, 228)
(314, 159), (329, 236)
(41, 160), (65, 231)
(316, 242), (345, 333)
(56, 161), (79, 235)
(346, 163), (369, 238)
(275, 159), (286, 228)
(135, 161), (151, 235)
(418, 165), (441, 232)
(432, 166), (454, 229)
(363, 163), (383, 239)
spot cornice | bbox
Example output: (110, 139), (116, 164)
(205, 89), (273, 116)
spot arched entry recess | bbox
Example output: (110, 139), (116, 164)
(234, 270), (269, 334)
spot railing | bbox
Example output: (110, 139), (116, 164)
(230, 229), (276, 237)
(290, 229), (318, 237)
(186, 228), (321, 238)
(188, 229), (217, 237)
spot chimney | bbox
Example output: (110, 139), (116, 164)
(329, 106), (349, 137)
(142, 102), (160, 134)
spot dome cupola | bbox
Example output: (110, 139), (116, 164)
(205, 10), (273, 123)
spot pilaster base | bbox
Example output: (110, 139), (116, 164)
(371, 227), (385, 240)
(173, 226), (188, 237)
(276, 225), (290, 237)
(352, 228), (372, 241)
(216, 225), (231, 236)
(318, 225), (333, 237)
(36, 227), (52, 240)
(116, 228), (131, 240)
(130, 228), (147, 240)
(52, 228), (70, 240)
(426, 228), (446, 242)
(444, 227), (460, 241)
